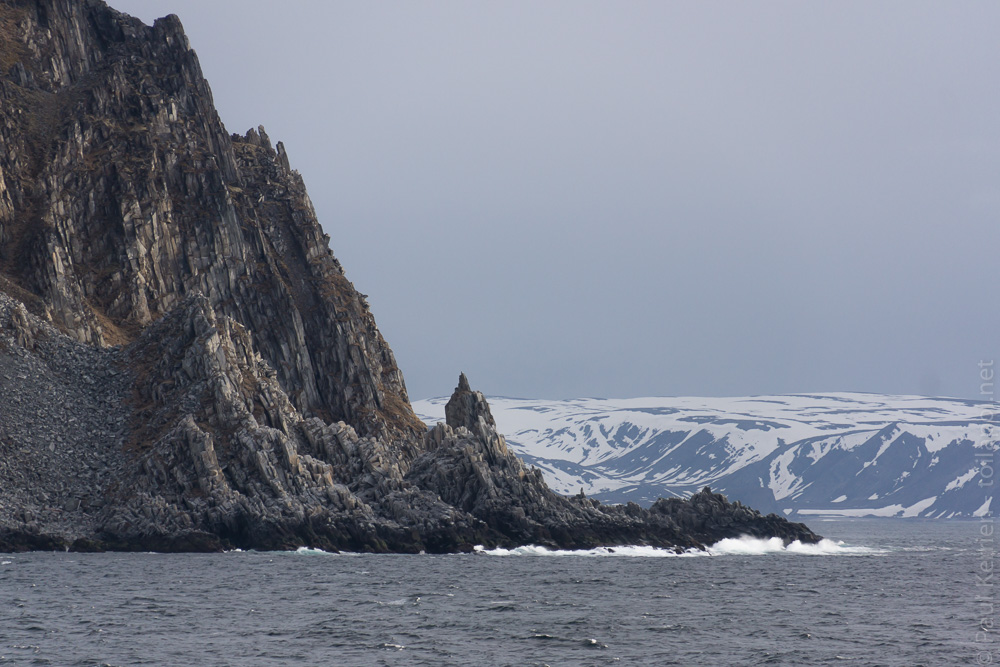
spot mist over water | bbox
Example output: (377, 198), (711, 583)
(0, 520), (980, 665)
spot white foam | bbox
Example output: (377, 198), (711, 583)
(474, 544), (694, 557)
(381, 599), (407, 607)
(708, 536), (886, 556)
(707, 536), (786, 555)
(474, 537), (885, 557)
(294, 546), (334, 555)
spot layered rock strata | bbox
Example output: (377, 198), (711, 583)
(0, 0), (820, 552)
(0, 0), (415, 440)
(0, 297), (818, 551)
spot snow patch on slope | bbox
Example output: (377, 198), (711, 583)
(413, 393), (999, 518)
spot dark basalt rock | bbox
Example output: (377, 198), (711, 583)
(410, 380), (819, 550)
(444, 372), (497, 432)
(0, 0), (820, 552)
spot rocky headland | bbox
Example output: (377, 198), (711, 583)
(0, 0), (819, 552)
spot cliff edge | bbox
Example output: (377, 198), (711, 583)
(0, 0), (819, 552)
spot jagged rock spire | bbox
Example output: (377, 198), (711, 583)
(445, 373), (496, 432)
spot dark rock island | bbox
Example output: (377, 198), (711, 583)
(0, 0), (819, 552)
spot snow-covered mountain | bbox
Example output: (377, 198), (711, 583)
(413, 394), (998, 519)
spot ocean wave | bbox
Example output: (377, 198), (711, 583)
(475, 544), (697, 557)
(707, 536), (887, 556)
(475, 537), (887, 557)
(294, 546), (337, 555)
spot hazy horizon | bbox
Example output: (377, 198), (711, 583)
(110, 1), (1000, 401)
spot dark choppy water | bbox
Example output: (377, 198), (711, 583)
(0, 520), (989, 666)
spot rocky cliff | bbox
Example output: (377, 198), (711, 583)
(0, 0), (819, 552)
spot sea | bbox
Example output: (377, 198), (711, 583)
(0, 519), (989, 666)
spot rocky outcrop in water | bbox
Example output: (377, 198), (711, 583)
(0, 0), (820, 552)
(408, 375), (818, 550)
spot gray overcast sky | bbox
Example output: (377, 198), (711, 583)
(109, 1), (1000, 401)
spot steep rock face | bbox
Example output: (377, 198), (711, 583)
(0, 292), (491, 551)
(1, 295), (818, 551)
(0, 0), (416, 439)
(0, 0), (820, 552)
